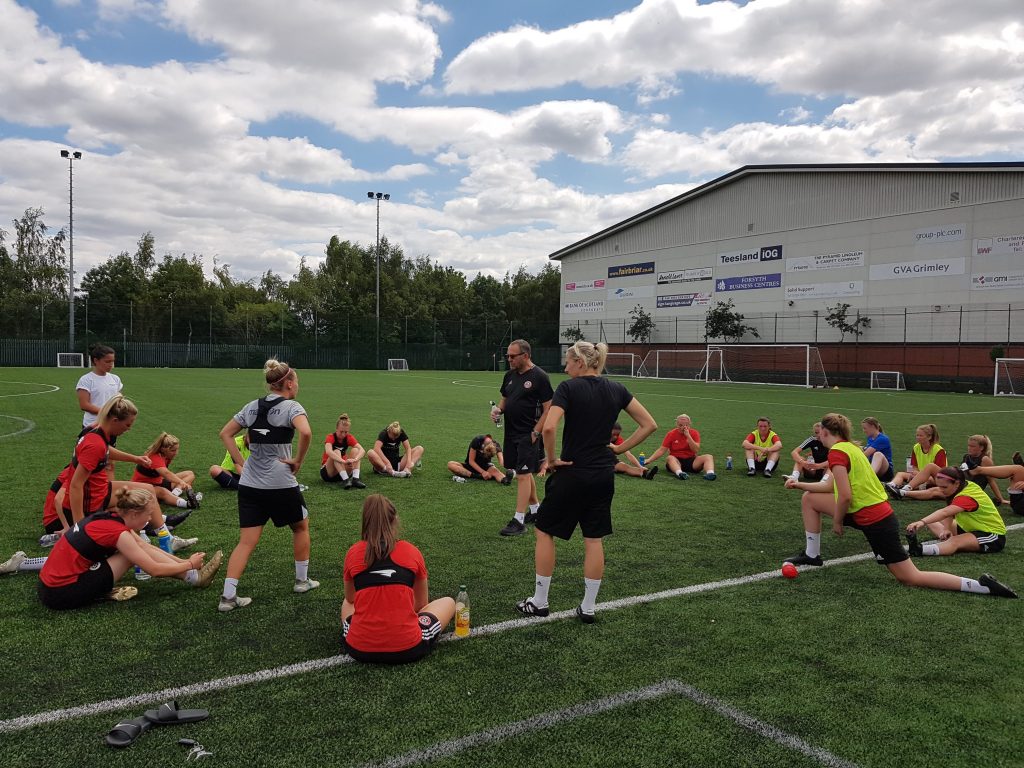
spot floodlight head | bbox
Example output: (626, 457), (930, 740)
(367, 192), (374, 199)
(383, 194), (390, 200)
(61, 150), (69, 158)
(73, 151), (82, 159)
(376, 192), (384, 200)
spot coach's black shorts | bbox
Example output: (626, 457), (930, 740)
(535, 468), (614, 540)
(38, 560), (115, 610)
(238, 485), (308, 528)
(505, 434), (541, 475)
(846, 512), (908, 565)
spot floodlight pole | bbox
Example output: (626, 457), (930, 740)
(61, 149), (82, 352)
(367, 191), (390, 369)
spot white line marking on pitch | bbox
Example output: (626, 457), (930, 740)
(0, 415), (35, 440)
(358, 678), (859, 768)
(3, 524), (1022, 735)
(0, 381), (61, 398)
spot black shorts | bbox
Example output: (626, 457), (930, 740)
(237, 485), (308, 528)
(801, 468), (825, 482)
(535, 468), (614, 540)
(461, 462), (491, 479)
(320, 465), (344, 483)
(672, 457), (697, 473)
(37, 560), (115, 610)
(374, 454), (402, 474)
(44, 518), (63, 535)
(505, 434), (541, 475)
(342, 611), (442, 664)
(955, 525), (1006, 554)
(845, 512), (908, 565)
(877, 465), (895, 483)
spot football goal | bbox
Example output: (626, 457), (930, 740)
(641, 349), (713, 381)
(870, 371), (907, 391)
(603, 352), (638, 377)
(700, 345), (829, 388)
(993, 358), (1024, 396)
(57, 353), (85, 368)
(387, 359), (409, 372)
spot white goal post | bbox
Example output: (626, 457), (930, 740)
(57, 353), (85, 368)
(701, 345), (829, 388)
(387, 358), (410, 372)
(603, 352), (638, 377)
(870, 371), (906, 391)
(993, 358), (1024, 396)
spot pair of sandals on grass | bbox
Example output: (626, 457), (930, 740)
(105, 700), (208, 748)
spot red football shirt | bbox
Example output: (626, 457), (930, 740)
(40, 516), (129, 587)
(131, 452), (168, 485)
(322, 432), (358, 465)
(661, 427), (700, 460)
(61, 430), (111, 514)
(343, 540), (427, 654)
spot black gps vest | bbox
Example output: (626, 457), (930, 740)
(65, 510), (122, 563)
(248, 396), (295, 445)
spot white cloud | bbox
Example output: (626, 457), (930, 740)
(779, 106), (811, 124)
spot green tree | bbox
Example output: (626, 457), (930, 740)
(704, 299), (760, 342)
(627, 304), (654, 344)
(562, 325), (585, 342)
(824, 302), (870, 342)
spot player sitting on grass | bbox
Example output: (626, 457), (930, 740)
(888, 434), (1004, 503)
(646, 414), (716, 481)
(905, 466), (1007, 557)
(341, 494), (455, 663)
(610, 422), (657, 480)
(782, 412), (1016, 599)
(861, 417), (894, 482)
(131, 432), (201, 510)
(447, 434), (512, 484)
(742, 417), (781, 478)
(321, 413), (367, 489)
(885, 423), (945, 495)
(14, 488), (222, 610)
(968, 462), (1024, 515)
(210, 433), (250, 490)
(788, 422), (829, 482)
(367, 422), (423, 478)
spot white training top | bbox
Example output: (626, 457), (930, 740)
(75, 371), (123, 428)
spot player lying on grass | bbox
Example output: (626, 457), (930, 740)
(860, 417), (894, 482)
(210, 433), (250, 490)
(888, 434), (1005, 504)
(367, 421), (423, 478)
(646, 414), (716, 481)
(885, 423), (945, 493)
(904, 467), (1007, 557)
(967, 462), (1024, 515)
(742, 417), (781, 478)
(2, 488), (222, 610)
(610, 422), (658, 480)
(131, 432), (202, 510)
(341, 494), (455, 663)
(447, 434), (513, 484)
(782, 412), (1017, 598)
(788, 421), (829, 482)
(321, 413), (367, 489)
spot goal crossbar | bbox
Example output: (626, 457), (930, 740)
(994, 358), (1024, 396)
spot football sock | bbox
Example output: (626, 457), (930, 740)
(747, 459), (756, 470)
(581, 577), (601, 613)
(214, 472), (234, 489)
(531, 574), (551, 607)
(339, 471), (350, 481)
(184, 569), (200, 585)
(805, 532), (821, 559)
(20, 557), (47, 572)
(922, 542), (940, 556)
(766, 460), (777, 471)
(171, 487), (183, 497)
(960, 578), (990, 595)
(295, 559), (309, 582)
(176, 498), (188, 508)
(223, 577), (239, 600)
(790, 470), (800, 480)
(514, 512), (526, 524)
(352, 469), (361, 479)
(529, 503), (540, 515)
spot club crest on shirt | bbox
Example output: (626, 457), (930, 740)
(524, 381), (533, 389)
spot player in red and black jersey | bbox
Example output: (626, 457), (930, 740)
(610, 423), (657, 480)
(131, 432), (200, 510)
(341, 495), (455, 663)
(35, 487), (222, 610)
(320, 413), (366, 489)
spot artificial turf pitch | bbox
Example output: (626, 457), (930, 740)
(0, 367), (1022, 767)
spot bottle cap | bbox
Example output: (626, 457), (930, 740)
(459, 584), (466, 590)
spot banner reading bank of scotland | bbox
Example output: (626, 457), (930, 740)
(608, 261), (655, 279)
(714, 273), (782, 292)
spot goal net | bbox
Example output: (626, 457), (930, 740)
(870, 371), (906, 391)
(387, 358), (409, 372)
(644, 349), (713, 380)
(993, 358), (1024, 396)
(57, 353), (85, 368)
(603, 353), (637, 377)
(701, 345), (829, 388)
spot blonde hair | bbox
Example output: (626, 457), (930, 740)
(482, 440), (498, 459)
(144, 432), (180, 457)
(917, 424), (939, 445)
(820, 413), (852, 441)
(567, 341), (608, 373)
(97, 394), (138, 424)
(968, 434), (993, 458)
(387, 421), (402, 436)
(113, 486), (152, 515)
(361, 494), (399, 566)
(264, 358), (295, 391)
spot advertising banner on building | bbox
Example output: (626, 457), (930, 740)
(971, 271), (1024, 291)
(914, 223), (966, 244)
(657, 267), (713, 284)
(657, 292), (712, 308)
(564, 279), (606, 292)
(608, 286), (655, 301)
(784, 281), (864, 301)
(975, 234), (1024, 257)
(718, 245), (783, 265)
(868, 257), (965, 280)
(563, 300), (605, 314)
(608, 261), (655, 279)
(786, 251), (865, 272)
(714, 273), (782, 292)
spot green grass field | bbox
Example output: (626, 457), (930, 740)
(1, 367), (1022, 767)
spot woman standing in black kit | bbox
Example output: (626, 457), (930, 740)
(516, 341), (657, 622)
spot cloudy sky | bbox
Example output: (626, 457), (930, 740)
(1, 0), (1022, 286)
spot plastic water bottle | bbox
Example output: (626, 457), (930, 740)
(726, 455), (733, 470)
(455, 585), (470, 637)
(490, 401), (502, 428)
(452, 475), (468, 483)
(906, 456), (913, 472)
(135, 532), (152, 581)
(157, 529), (173, 553)
(638, 452), (646, 466)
